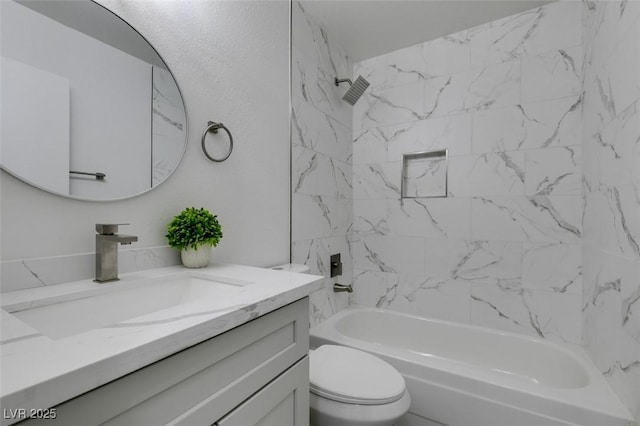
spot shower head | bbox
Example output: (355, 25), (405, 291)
(335, 75), (370, 106)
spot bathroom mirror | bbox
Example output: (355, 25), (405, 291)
(0, 0), (187, 201)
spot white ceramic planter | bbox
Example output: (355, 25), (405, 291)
(180, 245), (212, 268)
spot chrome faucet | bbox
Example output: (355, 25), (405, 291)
(95, 223), (138, 283)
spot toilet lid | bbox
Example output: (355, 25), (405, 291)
(309, 345), (406, 405)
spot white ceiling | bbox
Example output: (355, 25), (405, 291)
(301, 0), (553, 62)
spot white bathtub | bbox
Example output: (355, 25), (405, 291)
(309, 306), (635, 426)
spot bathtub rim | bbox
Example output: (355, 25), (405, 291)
(309, 305), (635, 425)
(332, 304), (590, 388)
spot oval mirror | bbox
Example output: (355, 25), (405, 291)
(0, 0), (187, 201)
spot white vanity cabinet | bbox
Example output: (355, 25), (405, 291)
(20, 298), (310, 426)
(216, 357), (309, 426)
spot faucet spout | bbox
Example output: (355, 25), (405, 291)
(99, 234), (138, 244)
(333, 283), (353, 293)
(95, 224), (137, 283)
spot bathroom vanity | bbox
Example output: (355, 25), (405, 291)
(0, 264), (322, 425)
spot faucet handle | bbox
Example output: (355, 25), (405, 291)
(96, 223), (130, 235)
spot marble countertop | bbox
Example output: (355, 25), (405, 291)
(0, 263), (323, 417)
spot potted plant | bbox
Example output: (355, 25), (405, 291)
(166, 207), (223, 268)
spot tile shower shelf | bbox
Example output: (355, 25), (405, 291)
(401, 149), (448, 198)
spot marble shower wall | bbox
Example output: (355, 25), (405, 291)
(351, 1), (584, 345)
(291, 2), (353, 326)
(152, 66), (186, 187)
(582, 0), (640, 419)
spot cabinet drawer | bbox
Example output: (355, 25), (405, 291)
(216, 357), (309, 426)
(22, 298), (309, 426)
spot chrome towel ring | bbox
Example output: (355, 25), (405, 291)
(201, 121), (233, 162)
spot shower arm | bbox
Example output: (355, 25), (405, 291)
(335, 77), (353, 87)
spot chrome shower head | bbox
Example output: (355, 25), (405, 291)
(335, 75), (370, 106)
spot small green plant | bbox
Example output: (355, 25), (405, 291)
(166, 207), (223, 251)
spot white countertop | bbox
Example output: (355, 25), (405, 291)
(0, 263), (323, 417)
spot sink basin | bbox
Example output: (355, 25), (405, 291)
(4, 271), (253, 340)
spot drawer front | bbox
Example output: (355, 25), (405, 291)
(22, 298), (309, 426)
(215, 356), (309, 426)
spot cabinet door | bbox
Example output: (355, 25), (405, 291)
(216, 357), (309, 426)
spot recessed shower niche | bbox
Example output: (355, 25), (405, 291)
(400, 149), (448, 198)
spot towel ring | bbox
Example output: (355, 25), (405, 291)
(201, 121), (233, 162)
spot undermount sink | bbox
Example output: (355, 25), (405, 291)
(3, 271), (254, 340)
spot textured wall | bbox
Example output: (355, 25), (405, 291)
(1, 1), (290, 291)
(351, 1), (584, 344)
(291, 2), (353, 326)
(582, 0), (640, 419)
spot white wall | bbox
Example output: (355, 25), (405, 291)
(1, 57), (70, 195)
(0, 0), (290, 290)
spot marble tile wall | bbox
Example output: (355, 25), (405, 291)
(291, 2), (353, 326)
(351, 1), (585, 345)
(582, 0), (640, 419)
(0, 246), (180, 292)
(152, 66), (186, 187)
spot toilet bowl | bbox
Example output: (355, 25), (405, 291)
(309, 345), (411, 426)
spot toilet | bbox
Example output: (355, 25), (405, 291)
(309, 345), (411, 426)
(271, 264), (410, 425)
